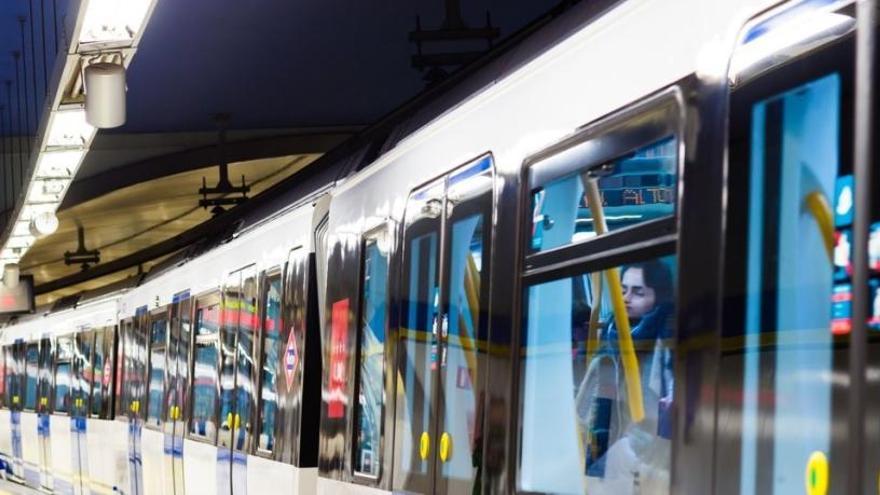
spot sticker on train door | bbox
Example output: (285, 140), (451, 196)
(284, 329), (298, 390)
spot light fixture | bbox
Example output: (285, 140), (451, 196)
(35, 150), (85, 179)
(85, 62), (127, 128)
(21, 203), (59, 221)
(78, 0), (155, 46)
(3, 263), (19, 289)
(30, 211), (59, 238)
(46, 109), (96, 149)
(26, 179), (70, 204)
(6, 236), (35, 250)
(11, 221), (31, 238)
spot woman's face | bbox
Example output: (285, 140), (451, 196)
(622, 267), (656, 320)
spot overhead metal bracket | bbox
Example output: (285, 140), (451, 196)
(64, 224), (100, 271)
(199, 114), (250, 216)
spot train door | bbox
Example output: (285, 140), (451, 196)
(718, 2), (863, 494)
(394, 156), (493, 494)
(72, 331), (95, 495)
(124, 312), (148, 495)
(144, 307), (170, 495)
(9, 340), (24, 482)
(218, 266), (258, 495)
(164, 291), (192, 495)
(36, 336), (54, 492)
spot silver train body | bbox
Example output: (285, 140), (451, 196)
(0, 0), (876, 493)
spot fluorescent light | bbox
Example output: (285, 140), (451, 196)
(6, 236), (35, 250)
(79, 0), (154, 45)
(11, 221), (31, 238)
(0, 250), (20, 262)
(731, 12), (854, 82)
(26, 179), (70, 205)
(46, 109), (95, 149)
(21, 203), (59, 221)
(36, 150), (85, 179)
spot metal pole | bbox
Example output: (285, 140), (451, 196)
(40, 0), (49, 93)
(52, 0), (58, 54)
(17, 18), (31, 154)
(28, 1), (40, 104)
(13, 52), (24, 200)
(4, 81), (14, 213)
(850, 0), (875, 493)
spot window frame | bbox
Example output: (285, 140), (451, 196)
(254, 266), (283, 459)
(186, 290), (223, 445)
(350, 222), (394, 483)
(522, 87), (684, 283)
(513, 86), (686, 493)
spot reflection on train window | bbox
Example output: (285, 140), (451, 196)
(440, 211), (489, 487)
(354, 235), (389, 477)
(54, 339), (73, 413)
(191, 304), (220, 439)
(396, 230), (438, 482)
(147, 318), (167, 427)
(258, 275), (282, 452)
(24, 343), (38, 411)
(234, 278), (258, 451)
(519, 256), (676, 494)
(731, 71), (845, 492)
(529, 137), (677, 253)
(91, 331), (106, 417)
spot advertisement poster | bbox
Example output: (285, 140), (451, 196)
(328, 299), (349, 419)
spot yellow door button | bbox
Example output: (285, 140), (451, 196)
(805, 451), (829, 495)
(439, 432), (452, 463)
(419, 432), (430, 460)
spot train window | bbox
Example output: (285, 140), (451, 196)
(24, 343), (38, 411)
(529, 137), (677, 253)
(723, 13), (855, 491)
(256, 273), (282, 453)
(518, 255), (676, 493)
(91, 330), (108, 417)
(190, 300), (220, 440)
(353, 229), (390, 478)
(147, 315), (168, 428)
(236, 272), (258, 450)
(54, 338), (74, 413)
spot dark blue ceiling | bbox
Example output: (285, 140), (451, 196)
(117, 0), (560, 133)
(0, 0), (561, 136)
(0, 0), (74, 137)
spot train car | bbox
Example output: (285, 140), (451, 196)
(316, 0), (879, 494)
(0, 0), (877, 494)
(0, 294), (124, 494)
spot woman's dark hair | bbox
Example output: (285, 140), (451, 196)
(621, 260), (674, 306)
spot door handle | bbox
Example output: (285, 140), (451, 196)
(440, 432), (452, 463)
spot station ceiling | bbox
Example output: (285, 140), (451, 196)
(0, 0), (564, 306)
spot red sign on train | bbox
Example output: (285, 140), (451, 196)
(327, 299), (349, 419)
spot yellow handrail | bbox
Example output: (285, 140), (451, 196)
(804, 191), (834, 262)
(583, 176), (645, 423)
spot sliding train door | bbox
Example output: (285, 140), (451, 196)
(717, 2), (864, 494)
(165, 292), (192, 495)
(394, 156), (493, 494)
(218, 266), (258, 495)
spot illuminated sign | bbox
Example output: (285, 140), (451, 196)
(0, 276), (34, 315)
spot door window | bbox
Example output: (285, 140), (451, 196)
(394, 156), (493, 494)
(147, 315), (168, 428)
(191, 300), (221, 440)
(257, 273), (282, 453)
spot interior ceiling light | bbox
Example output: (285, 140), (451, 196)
(35, 150), (85, 179)
(0, 249), (20, 262)
(11, 221), (31, 238)
(46, 109), (96, 149)
(21, 203), (59, 221)
(6, 236), (35, 250)
(79, 0), (154, 46)
(25, 179), (70, 204)
(30, 212), (59, 238)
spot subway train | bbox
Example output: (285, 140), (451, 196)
(0, 0), (878, 493)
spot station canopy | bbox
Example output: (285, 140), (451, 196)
(0, 0), (573, 306)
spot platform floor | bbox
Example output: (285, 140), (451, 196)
(0, 478), (41, 495)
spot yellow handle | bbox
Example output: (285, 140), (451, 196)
(804, 191), (834, 263)
(419, 431), (430, 460)
(583, 176), (645, 423)
(12, 395), (19, 404)
(40, 397), (47, 407)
